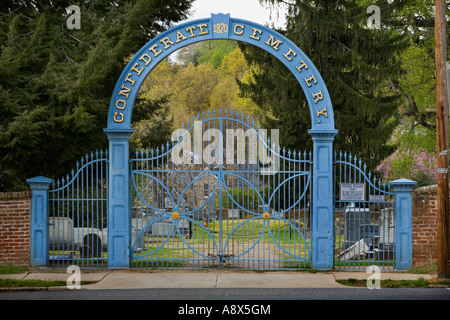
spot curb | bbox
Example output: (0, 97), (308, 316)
(0, 287), (51, 292)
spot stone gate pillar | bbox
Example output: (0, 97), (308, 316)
(27, 176), (53, 266)
(104, 129), (133, 268)
(391, 178), (417, 270)
(309, 129), (338, 270)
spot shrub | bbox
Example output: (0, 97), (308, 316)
(377, 149), (437, 187)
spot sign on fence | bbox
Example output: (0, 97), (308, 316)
(340, 183), (365, 201)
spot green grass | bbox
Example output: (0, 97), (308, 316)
(337, 277), (450, 288)
(189, 218), (309, 246)
(0, 279), (67, 288)
(409, 262), (438, 274)
(132, 218), (310, 261)
(0, 265), (29, 274)
(0, 265), (97, 288)
(0, 279), (95, 288)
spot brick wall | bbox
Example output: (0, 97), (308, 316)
(411, 185), (446, 268)
(0, 192), (31, 266)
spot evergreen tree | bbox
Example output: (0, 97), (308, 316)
(0, 0), (193, 191)
(239, 0), (410, 170)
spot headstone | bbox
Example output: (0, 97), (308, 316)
(379, 207), (395, 244)
(152, 222), (173, 237)
(338, 239), (369, 261)
(343, 203), (372, 245)
(227, 208), (240, 219)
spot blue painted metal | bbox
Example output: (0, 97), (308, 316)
(390, 179), (416, 270)
(103, 130), (133, 268)
(309, 130), (338, 269)
(27, 176), (53, 266)
(46, 150), (108, 268)
(333, 152), (416, 271)
(105, 13), (335, 133)
(130, 110), (312, 269)
(104, 13), (337, 270)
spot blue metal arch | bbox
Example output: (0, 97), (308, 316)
(106, 13), (335, 133)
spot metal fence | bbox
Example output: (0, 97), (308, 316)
(333, 151), (396, 271)
(130, 110), (312, 269)
(48, 150), (108, 268)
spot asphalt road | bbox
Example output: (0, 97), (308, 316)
(1, 287), (449, 300)
(1, 288), (448, 319)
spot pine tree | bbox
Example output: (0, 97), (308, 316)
(239, 0), (409, 170)
(0, 0), (193, 191)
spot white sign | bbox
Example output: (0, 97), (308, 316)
(340, 183), (365, 201)
(369, 194), (385, 202)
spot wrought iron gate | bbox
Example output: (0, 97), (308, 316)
(47, 150), (109, 268)
(333, 151), (396, 271)
(130, 110), (312, 269)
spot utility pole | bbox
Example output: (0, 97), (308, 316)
(435, 0), (450, 278)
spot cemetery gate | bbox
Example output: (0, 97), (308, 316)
(130, 110), (312, 269)
(27, 14), (416, 271)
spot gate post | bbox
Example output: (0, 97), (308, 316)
(391, 178), (417, 270)
(27, 176), (53, 266)
(309, 129), (338, 270)
(104, 129), (133, 268)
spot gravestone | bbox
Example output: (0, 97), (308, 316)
(343, 203), (373, 246)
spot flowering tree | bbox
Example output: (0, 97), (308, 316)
(377, 148), (437, 187)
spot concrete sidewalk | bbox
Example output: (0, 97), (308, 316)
(0, 269), (434, 290)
